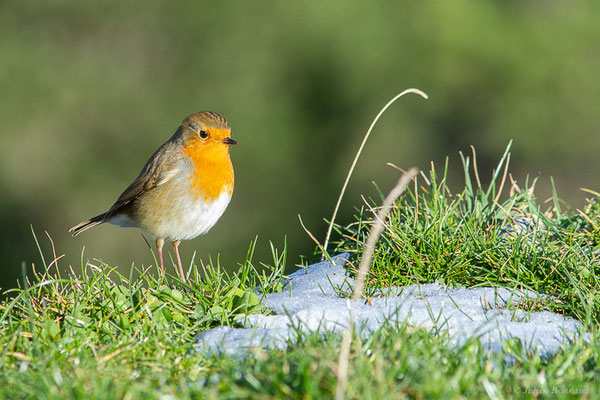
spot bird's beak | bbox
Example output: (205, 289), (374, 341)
(221, 137), (237, 145)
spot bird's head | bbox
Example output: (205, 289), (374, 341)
(179, 111), (237, 152)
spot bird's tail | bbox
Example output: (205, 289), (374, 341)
(69, 213), (107, 236)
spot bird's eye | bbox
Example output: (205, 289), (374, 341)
(199, 130), (209, 139)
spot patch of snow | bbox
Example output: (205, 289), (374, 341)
(196, 254), (585, 357)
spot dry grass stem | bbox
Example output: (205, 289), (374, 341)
(335, 167), (418, 400)
(580, 188), (600, 197)
(471, 145), (482, 189)
(351, 168), (419, 300)
(419, 169), (431, 186)
(322, 89), (428, 259)
(298, 214), (328, 258)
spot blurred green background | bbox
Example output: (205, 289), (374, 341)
(1, 1), (599, 291)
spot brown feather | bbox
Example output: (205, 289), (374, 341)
(69, 213), (107, 236)
(103, 139), (182, 219)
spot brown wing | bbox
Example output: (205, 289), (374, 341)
(104, 141), (182, 219)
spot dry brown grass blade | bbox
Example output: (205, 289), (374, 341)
(45, 231), (64, 280)
(351, 167), (419, 299)
(470, 145), (482, 189)
(580, 188), (600, 197)
(335, 167), (419, 400)
(322, 89), (428, 260)
(298, 214), (328, 259)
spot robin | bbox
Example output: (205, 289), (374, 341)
(69, 111), (236, 283)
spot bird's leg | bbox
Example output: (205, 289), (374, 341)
(173, 240), (186, 283)
(156, 237), (165, 273)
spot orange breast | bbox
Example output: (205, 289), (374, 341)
(182, 136), (234, 202)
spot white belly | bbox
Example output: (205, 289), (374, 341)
(108, 189), (232, 242)
(153, 190), (232, 241)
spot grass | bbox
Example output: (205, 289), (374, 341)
(332, 143), (600, 326)
(1, 144), (600, 399)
